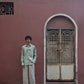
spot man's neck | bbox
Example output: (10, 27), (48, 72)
(27, 43), (30, 47)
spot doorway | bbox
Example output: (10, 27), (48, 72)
(46, 28), (75, 82)
(44, 14), (78, 84)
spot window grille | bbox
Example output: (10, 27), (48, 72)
(0, 2), (14, 15)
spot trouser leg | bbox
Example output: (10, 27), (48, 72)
(29, 64), (35, 84)
(23, 65), (29, 84)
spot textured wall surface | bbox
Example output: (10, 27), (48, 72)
(0, 0), (83, 84)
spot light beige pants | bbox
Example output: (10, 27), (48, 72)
(23, 64), (35, 84)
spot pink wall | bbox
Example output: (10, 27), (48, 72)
(0, 0), (83, 84)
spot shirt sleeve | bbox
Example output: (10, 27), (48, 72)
(21, 47), (25, 65)
(32, 46), (37, 63)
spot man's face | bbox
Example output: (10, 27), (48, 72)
(26, 38), (31, 44)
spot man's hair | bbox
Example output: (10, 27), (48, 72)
(25, 35), (32, 41)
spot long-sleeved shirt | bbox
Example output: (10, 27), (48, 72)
(21, 43), (37, 65)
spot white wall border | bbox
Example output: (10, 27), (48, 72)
(44, 13), (78, 84)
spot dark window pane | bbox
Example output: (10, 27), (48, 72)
(0, 2), (14, 15)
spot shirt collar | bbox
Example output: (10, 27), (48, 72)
(25, 43), (32, 47)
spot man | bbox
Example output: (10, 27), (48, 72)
(21, 35), (37, 84)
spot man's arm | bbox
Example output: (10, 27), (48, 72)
(21, 47), (24, 65)
(33, 46), (37, 63)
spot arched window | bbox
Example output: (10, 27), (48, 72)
(44, 14), (78, 84)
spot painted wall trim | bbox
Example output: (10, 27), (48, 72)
(44, 13), (78, 84)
